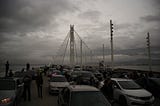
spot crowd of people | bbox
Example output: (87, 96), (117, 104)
(4, 61), (44, 102)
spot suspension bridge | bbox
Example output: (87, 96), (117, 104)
(54, 25), (100, 68)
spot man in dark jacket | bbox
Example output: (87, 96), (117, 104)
(5, 61), (9, 77)
(36, 72), (43, 98)
(23, 74), (32, 101)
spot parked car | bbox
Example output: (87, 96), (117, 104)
(136, 77), (160, 98)
(0, 78), (24, 106)
(58, 85), (111, 106)
(48, 75), (69, 94)
(101, 78), (155, 106)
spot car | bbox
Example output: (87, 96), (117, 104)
(136, 77), (160, 98)
(73, 65), (81, 71)
(101, 78), (155, 106)
(92, 70), (103, 81)
(47, 68), (57, 77)
(0, 78), (24, 106)
(57, 85), (111, 106)
(48, 75), (69, 94)
(70, 71), (98, 86)
(47, 68), (62, 77)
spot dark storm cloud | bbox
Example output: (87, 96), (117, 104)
(0, 0), (76, 33)
(141, 14), (160, 22)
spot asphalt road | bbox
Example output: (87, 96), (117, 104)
(18, 76), (160, 106)
(19, 76), (58, 106)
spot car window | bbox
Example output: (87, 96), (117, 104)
(0, 80), (15, 90)
(118, 80), (142, 89)
(70, 91), (111, 106)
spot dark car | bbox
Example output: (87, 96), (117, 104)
(92, 70), (103, 81)
(0, 78), (24, 106)
(57, 85), (111, 106)
(70, 71), (98, 86)
(136, 77), (160, 98)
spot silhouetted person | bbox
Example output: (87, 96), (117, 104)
(44, 65), (47, 76)
(101, 77), (113, 99)
(21, 68), (25, 72)
(5, 61), (9, 77)
(36, 72), (43, 98)
(26, 63), (30, 71)
(132, 71), (139, 79)
(23, 74), (32, 101)
(9, 69), (13, 77)
(148, 71), (153, 77)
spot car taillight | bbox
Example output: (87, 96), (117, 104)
(0, 98), (12, 104)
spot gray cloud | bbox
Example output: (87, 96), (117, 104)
(78, 10), (101, 23)
(0, 0), (76, 33)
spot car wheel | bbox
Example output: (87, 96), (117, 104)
(119, 96), (127, 106)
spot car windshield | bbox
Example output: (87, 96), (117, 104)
(71, 91), (111, 106)
(0, 80), (15, 90)
(150, 78), (160, 86)
(50, 76), (67, 82)
(118, 80), (142, 89)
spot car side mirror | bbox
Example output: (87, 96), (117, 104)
(113, 85), (117, 89)
(18, 83), (24, 88)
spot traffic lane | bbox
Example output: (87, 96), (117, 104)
(19, 77), (58, 106)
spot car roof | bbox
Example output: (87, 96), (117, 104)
(68, 85), (99, 92)
(111, 78), (133, 81)
(72, 71), (92, 74)
(51, 75), (64, 77)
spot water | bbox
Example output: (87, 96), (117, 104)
(0, 64), (44, 77)
(115, 65), (160, 72)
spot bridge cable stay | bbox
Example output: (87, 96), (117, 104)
(62, 33), (70, 65)
(74, 36), (78, 65)
(74, 31), (101, 64)
(56, 32), (70, 64)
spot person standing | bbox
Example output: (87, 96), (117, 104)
(23, 74), (32, 101)
(26, 63), (30, 71)
(36, 71), (43, 98)
(9, 69), (13, 77)
(5, 61), (9, 77)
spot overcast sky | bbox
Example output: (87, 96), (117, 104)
(0, 0), (160, 65)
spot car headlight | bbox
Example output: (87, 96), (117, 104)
(127, 95), (139, 99)
(0, 98), (12, 104)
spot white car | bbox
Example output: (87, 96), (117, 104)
(101, 78), (155, 106)
(48, 75), (69, 94)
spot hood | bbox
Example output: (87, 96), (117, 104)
(123, 89), (152, 97)
(0, 90), (15, 100)
(50, 82), (69, 87)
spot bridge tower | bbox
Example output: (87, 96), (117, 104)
(70, 25), (75, 67)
